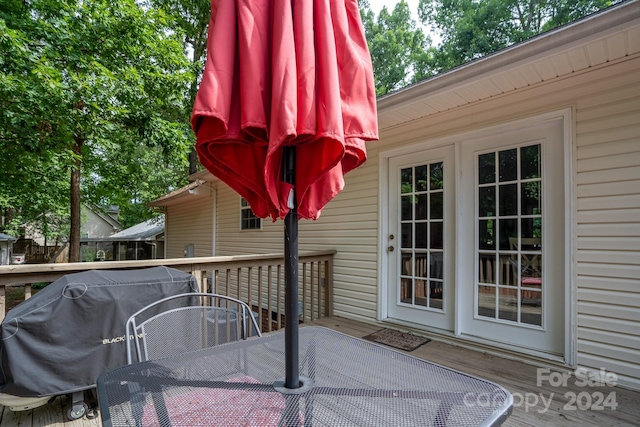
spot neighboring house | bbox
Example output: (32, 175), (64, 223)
(15, 204), (123, 263)
(151, 2), (640, 390)
(0, 233), (17, 265)
(81, 204), (122, 239)
(81, 215), (165, 261)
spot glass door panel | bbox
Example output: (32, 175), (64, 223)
(476, 144), (543, 327)
(399, 162), (444, 310)
(387, 146), (454, 331)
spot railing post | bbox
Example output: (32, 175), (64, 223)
(325, 258), (333, 318)
(0, 286), (5, 323)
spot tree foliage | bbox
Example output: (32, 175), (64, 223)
(1, 0), (194, 258)
(360, 0), (434, 96)
(0, 0), (623, 260)
(148, 0), (210, 174)
(418, 0), (619, 72)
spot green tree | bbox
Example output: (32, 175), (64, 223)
(148, 0), (210, 175)
(418, 0), (618, 72)
(1, 0), (193, 261)
(360, 0), (434, 96)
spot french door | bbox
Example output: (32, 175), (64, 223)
(386, 146), (454, 332)
(383, 115), (567, 357)
(458, 118), (565, 355)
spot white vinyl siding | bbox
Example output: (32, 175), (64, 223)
(574, 62), (640, 390)
(214, 156), (380, 323)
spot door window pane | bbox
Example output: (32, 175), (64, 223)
(401, 252), (412, 276)
(429, 281), (443, 309)
(498, 219), (517, 251)
(416, 194), (428, 220)
(499, 149), (517, 182)
(479, 220), (495, 250)
(401, 195), (413, 220)
(416, 165), (428, 191)
(430, 162), (443, 189)
(521, 181), (541, 215)
(477, 144), (543, 328)
(397, 161), (446, 312)
(401, 168), (412, 193)
(430, 193), (443, 219)
(401, 278), (413, 304)
(498, 288), (518, 321)
(478, 153), (495, 184)
(478, 253), (495, 284)
(430, 223), (443, 249)
(401, 223), (412, 248)
(415, 279), (428, 307)
(478, 285), (496, 318)
(415, 223), (427, 249)
(521, 145), (541, 179)
(478, 187), (495, 217)
(499, 184), (517, 216)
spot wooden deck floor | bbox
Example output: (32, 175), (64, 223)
(1, 316), (638, 426)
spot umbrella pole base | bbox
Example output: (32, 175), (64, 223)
(273, 376), (314, 395)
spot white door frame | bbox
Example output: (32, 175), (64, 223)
(378, 108), (575, 365)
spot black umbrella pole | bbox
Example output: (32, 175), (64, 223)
(283, 146), (300, 389)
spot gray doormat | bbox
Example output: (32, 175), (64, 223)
(363, 328), (430, 352)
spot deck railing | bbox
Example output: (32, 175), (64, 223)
(0, 250), (335, 331)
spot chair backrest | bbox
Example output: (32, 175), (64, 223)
(508, 237), (542, 277)
(508, 237), (541, 251)
(125, 293), (262, 364)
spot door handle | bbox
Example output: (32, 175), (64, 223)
(387, 246), (394, 253)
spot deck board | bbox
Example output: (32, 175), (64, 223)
(1, 316), (638, 426)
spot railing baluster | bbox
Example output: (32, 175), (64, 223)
(310, 262), (315, 322)
(302, 262), (307, 323)
(276, 264), (282, 330)
(257, 265), (263, 332)
(0, 250), (336, 328)
(267, 265), (273, 333)
(0, 286), (5, 323)
(236, 267), (241, 300)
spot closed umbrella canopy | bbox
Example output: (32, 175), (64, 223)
(191, 0), (378, 391)
(192, 0), (378, 221)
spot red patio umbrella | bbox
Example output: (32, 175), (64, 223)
(191, 0), (378, 390)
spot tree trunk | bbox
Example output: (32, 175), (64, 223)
(68, 134), (82, 262)
(188, 38), (206, 178)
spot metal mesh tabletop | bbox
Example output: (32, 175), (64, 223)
(97, 326), (512, 427)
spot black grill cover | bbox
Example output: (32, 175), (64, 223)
(0, 266), (198, 397)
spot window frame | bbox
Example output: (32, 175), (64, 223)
(240, 198), (262, 231)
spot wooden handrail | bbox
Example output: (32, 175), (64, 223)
(0, 250), (336, 326)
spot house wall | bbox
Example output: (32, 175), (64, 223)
(215, 54), (640, 389)
(214, 161), (380, 322)
(81, 206), (119, 238)
(164, 195), (214, 259)
(573, 63), (640, 389)
(374, 55), (640, 388)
